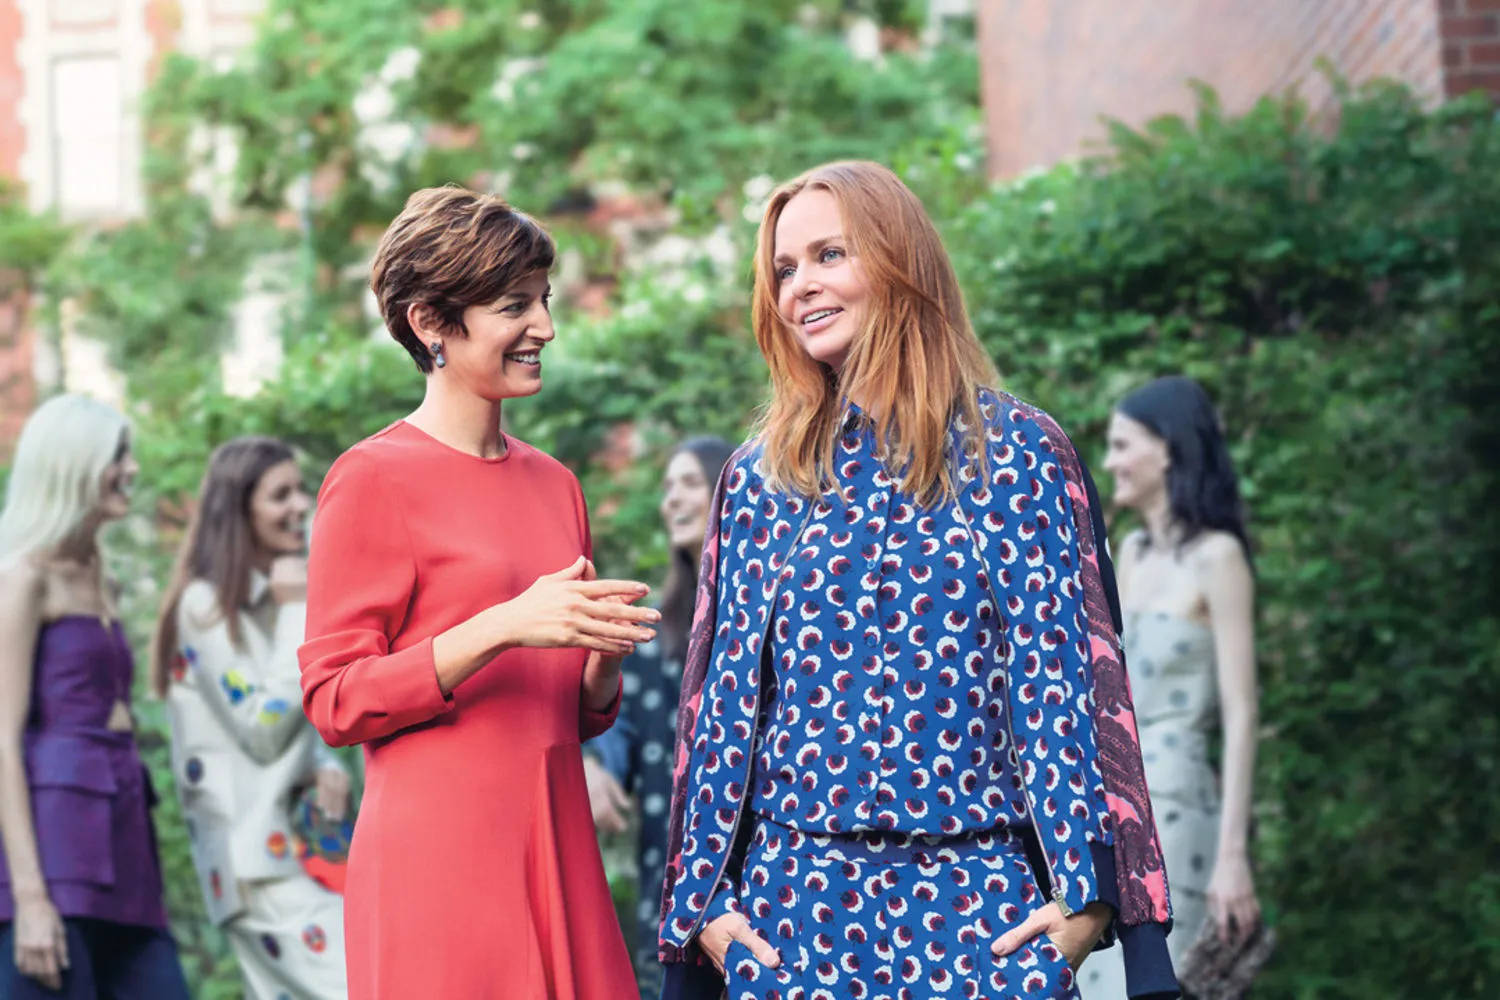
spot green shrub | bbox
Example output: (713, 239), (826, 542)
(946, 81), (1500, 998)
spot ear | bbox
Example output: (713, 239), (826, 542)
(1152, 436), (1172, 475)
(407, 302), (441, 340)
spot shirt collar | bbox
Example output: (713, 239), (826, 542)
(840, 399), (867, 434)
(247, 568), (269, 607)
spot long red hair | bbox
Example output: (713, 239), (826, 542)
(751, 161), (1000, 504)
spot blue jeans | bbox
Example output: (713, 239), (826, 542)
(0, 918), (190, 999)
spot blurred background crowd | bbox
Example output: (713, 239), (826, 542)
(0, 1), (1496, 997)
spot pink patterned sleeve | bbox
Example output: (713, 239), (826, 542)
(1033, 411), (1172, 927)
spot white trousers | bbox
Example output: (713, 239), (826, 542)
(225, 874), (347, 1000)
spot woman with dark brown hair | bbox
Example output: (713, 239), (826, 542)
(584, 435), (735, 994)
(658, 162), (1177, 1000)
(153, 436), (349, 1000)
(299, 186), (655, 999)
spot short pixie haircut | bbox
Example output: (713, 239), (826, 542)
(371, 186), (556, 373)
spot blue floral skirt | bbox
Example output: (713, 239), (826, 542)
(724, 818), (1080, 1000)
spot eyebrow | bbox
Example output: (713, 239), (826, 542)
(772, 235), (845, 269)
(502, 284), (552, 300)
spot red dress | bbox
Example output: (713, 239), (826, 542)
(299, 421), (637, 999)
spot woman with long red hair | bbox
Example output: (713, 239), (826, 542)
(658, 162), (1178, 999)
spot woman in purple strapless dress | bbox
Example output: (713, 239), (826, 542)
(0, 395), (190, 998)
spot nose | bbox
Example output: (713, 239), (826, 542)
(293, 491), (313, 514)
(786, 263), (819, 302)
(531, 303), (556, 342)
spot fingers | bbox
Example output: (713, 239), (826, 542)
(21, 945), (61, 990)
(541, 556), (589, 581)
(1214, 901), (1234, 943)
(574, 579), (651, 601)
(581, 598), (660, 626)
(318, 787), (347, 821)
(54, 921), (69, 970)
(731, 923), (782, 969)
(993, 907), (1047, 957)
(589, 773), (632, 833)
(576, 608), (657, 644)
(1230, 896), (1260, 941)
(315, 771), (349, 820)
(606, 781), (633, 813)
(573, 632), (637, 656)
(595, 804), (628, 835)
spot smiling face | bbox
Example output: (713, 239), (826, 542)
(248, 459), (312, 557)
(1103, 411), (1171, 511)
(95, 431), (138, 523)
(660, 450), (713, 553)
(428, 269), (555, 399)
(772, 188), (871, 371)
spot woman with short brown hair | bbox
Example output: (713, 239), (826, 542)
(300, 186), (654, 998)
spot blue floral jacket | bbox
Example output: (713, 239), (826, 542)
(658, 390), (1177, 999)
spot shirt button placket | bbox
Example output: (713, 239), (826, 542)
(852, 483), (888, 818)
(868, 487), (896, 822)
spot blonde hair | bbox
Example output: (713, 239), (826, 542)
(751, 161), (1000, 505)
(0, 394), (130, 559)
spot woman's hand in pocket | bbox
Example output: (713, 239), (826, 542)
(699, 911), (781, 976)
(992, 900), (1112, 969)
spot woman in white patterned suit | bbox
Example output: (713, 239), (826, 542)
(150, 437), (349, 1000)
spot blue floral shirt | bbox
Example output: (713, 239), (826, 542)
(750, 407), (1034, 836)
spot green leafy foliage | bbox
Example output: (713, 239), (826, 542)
(113, 0), (976, 352)
(946, 82), (1500, 997)
(0, 178), (68, 290)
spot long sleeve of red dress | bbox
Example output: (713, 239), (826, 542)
(299, 448), (453, 746)
(299, 422), (635, 1000)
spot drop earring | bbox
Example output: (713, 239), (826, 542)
(430, 342), (446, 369)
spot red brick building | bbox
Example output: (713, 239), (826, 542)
(0, 0), (260, 449)
(977, 0), (1500, 177)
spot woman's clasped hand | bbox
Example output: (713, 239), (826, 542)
(490, 556), (657, 657)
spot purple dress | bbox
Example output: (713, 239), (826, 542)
(0, 616), (169, 929)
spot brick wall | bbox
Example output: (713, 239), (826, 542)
(0, 280), (34, 449)
(978, 0), (1454, 178)
(0, 0), (21, 177)
(0, 2), (27, 454)
(1442, 0), (1500, 95)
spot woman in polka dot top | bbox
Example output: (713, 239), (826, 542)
(154, 437), (349, 1000)
(659, 162), (1177, 1000)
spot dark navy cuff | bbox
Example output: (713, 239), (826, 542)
(1119, 921), (1179, 1000)
(1088, 841), (1120, 913)
(660, 960), (723, 1000)
(1086, 841), (1122, 950)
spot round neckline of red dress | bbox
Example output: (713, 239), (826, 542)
(397, 419), (513, 464)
